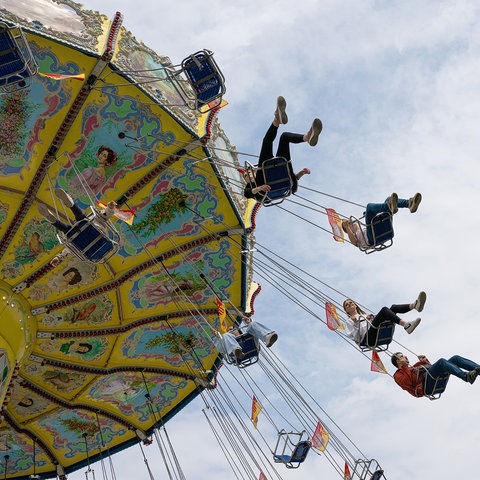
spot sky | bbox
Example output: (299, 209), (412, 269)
(10, 0), (480, 479)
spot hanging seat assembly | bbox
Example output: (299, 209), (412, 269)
(0, 22), (38, 93)
(245, 157), (295, 205)
(166, 49), (225, 111)
(359, 321), (395, 352)
(349, 212), (394, 254)
(273, 430), (312, 468)
(56, 207), (120, 264)
(224, 332), (260, 368)
(352, 458), (385, 480)
(419, 366), (450, 400)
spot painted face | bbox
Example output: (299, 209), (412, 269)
(97, 149), (109, 164)
(63, 271), (75, 282)
(76, 344), (91, 354)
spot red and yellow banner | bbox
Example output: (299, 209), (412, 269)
(216, 298), (228, 334)
(371, 351), (387, 374)
(344, 461), (352, 480)
(325, 302), (344, 331)
(326, 208), (344, 242)
(39, 72), (86, 81)
(312, 421), (329, 451)
(97, 201), (135, 225)
(251, 395), (262, 429)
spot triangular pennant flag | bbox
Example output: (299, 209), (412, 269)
(325, 302), (344, 331)
(38, 72), (86, 81)
(344, 461), (352, 480)
(96, 201), (135, 225)
(371, 351), (387, 374)
(216, 298), (228, 334)
(251, 395), (262, 429)
(311, 421), (329, 451)
(326, 208), (344, 242)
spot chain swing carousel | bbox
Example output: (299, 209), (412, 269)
(0, 2), (391, 480)
(0, 1), (252, 478)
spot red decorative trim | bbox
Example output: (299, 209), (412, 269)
(246, 283), (261, 317)
(246, 201), (261, 234)
(201, 104), (222, 145)
(45, 307), (218, 338)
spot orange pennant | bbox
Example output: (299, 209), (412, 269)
(39, 72), (86, 81)
(216, 298), (228, 334)
(251, 395), (262, 429)
(326, 208), (344, 242)
(344, 461), (352, 480)
(325, 302), (344, 331)
(371, 351), (387, 374)
(96, 201), (135, 225)
(311, 421), (329, 451)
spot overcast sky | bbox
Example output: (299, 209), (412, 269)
(14, 1), (480, 479)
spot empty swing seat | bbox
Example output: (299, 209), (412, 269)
(0, 22), (38, 92)
(352, 459), (385, 480)
(360, 321), (395, 352)
(167, 49), (225, 112)
(273, 430), (311, 469)
(226, 333), (259, 368)
(58, 211), (120, 264)
(182, 50), (225, 108)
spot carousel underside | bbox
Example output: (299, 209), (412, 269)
(0, 1), (252, 477)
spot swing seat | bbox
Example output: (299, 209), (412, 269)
(273, 430), (311, 469)
(359, 321), (395, 352)
(225, 333), (259, 368)
(421, 366), (450, 400)
(349, 212), (394, 254)
(0, 22), (38, 93)
(261, 157), (295, 205)
(352, 459), (385, 480)
(167, 50), (225, 112)
(57, 209), (120, 264)
(244, 157), (295, 206)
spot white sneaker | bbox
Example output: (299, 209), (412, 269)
(414, 291), (427, 312)
(275, 96), (288, 125)
(38, 204), (57, 223)
(264, 332), (278, 348)
(404, 318), (421, 334)
(55, 188), (75, 207)
(306, 118), (323, 146)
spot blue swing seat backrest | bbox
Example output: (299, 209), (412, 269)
(66, 219), (115, 261)
(261, 157), (294, 203)
(227, 333), (259, 368)
(0, 24), (37, 88)
(274, 441), (311, 465)
(360, 321), (395, 351)
(181, 51), (225, 106)
(423, 370), (450, 400)
(366, 212), (394, 246)
(370, 470), (385, 480)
